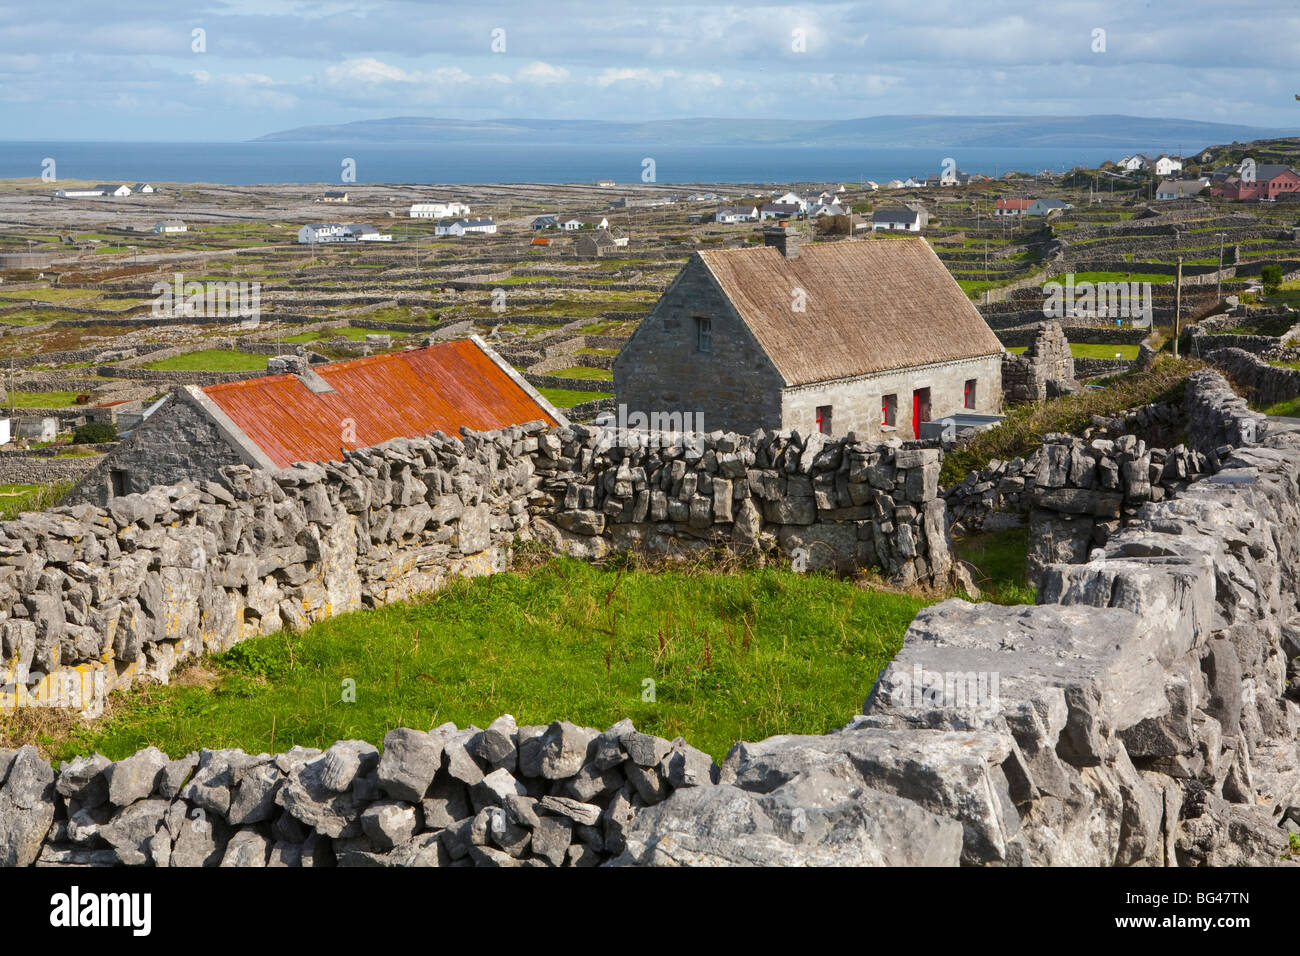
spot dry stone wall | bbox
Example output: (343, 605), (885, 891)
(4, 414), (1299, 866)
(2, 371), (1298, 867)
(528, 426), (954, 589)
(1204, 346), (1300, 410)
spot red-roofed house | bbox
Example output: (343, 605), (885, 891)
(1211, 165), (1300, 202)
(994, 199), (1033, 217)
(70, 337), (566, 503)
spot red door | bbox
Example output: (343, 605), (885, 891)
(912, 388), (930, 440)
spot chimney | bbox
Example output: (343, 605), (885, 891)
(763, 226), (800, 259)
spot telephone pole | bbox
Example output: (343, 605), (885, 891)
(1174, 256), (1183, 358)
(1214, 232), (1226, 301)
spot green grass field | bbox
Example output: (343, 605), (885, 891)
(537, 387), (613, 408)
(6, 390), (84, 408)
(1005, 343), (1140, 360)
(143, 349), (269, 372)
(0, 482), (71, 520)
(550, 366), (614, 381)
(45, 558), (935, 762)
(281, 327), (377, 344)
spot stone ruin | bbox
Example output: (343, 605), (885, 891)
(1001, 321), (1079, 403)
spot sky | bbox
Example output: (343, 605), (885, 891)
(2, 0), (1299, 141)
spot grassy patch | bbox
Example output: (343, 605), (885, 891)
(0, 481), (72, 520)
(1070, 343), (1140, 360)
(1259, 395), (1300, 417)
(550, 366), (614, 381)
(540, 385), (616, 408)
(5, 391), (85, 409)
(281, 327), (376, 344)
(40, 558), (934, 762)
(954, 528), (1036, 606)
(143, 350), (269, 372)
(537, 387), (614, 408)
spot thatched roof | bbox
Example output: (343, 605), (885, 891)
(697, 238), (1002, 387)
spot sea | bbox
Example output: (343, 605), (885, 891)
(0, 141), (1149, 186)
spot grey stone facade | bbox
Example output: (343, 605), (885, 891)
(613, 260), (786, 435)
(66, 392), (246, 506)
(614, 248), (1004, 440)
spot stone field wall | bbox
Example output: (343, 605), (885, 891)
(0, 422), (955, 720)
(1, 371), (1297, 866)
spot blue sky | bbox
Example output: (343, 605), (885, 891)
(3, 0), (1299, 141)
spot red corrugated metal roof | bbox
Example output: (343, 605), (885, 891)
(202, 340), (558, 468)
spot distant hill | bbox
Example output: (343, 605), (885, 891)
(253, 115), (1295, 150)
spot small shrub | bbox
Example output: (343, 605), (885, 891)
(72, 422), (117, 444)
(1262, 264), (1283, 295)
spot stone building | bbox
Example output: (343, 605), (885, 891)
(613, 229), (1004, 440)
(575, 229), (619, 258)
(1001, 321), (1079, 403)
(68, 336), (566, 505)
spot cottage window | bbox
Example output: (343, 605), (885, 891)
(816, 405), (832, 435)
(882, 394), (897, 427)
(964, 379), (977, 409)
(694, 316), (712, 352)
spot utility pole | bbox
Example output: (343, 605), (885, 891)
(1214, 232), (1226, 302)
(1174, 256), (1183, 358)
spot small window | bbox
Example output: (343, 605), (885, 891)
(882, 394), (897, 427)
(694, 316), (712, 352)
(110, 469), (129, 498)
(964, 379), (977, 409)
(816, 405), (832, 435)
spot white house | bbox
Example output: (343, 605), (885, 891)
(1117, 154), (1183, 176)
(714, 206), (758, 223)
(435, 218), (497, 237)
(132, 183), (155, 194)
(54, 187), (106, 198)
(771, 191), (804, 209)
(808, 202), (848, 218)
(410, 201), (471, 219)
(1024, 198), (1072, 217)
(95, 184), (133, 197)
(344, 224), (392, 241)
(870, 207), (928, 232)
(152, 219), (187, 234)
(760, 202), (801, 220)
(560, 218), (584, 231)
(297, 223), (348, 243)
(1153, 156), (1183, 176)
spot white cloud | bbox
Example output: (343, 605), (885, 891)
(517, 61), (569, 85)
